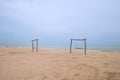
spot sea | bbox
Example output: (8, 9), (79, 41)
(0, 43), (120, 52)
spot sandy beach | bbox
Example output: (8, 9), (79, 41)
(0, 47), (120, 80)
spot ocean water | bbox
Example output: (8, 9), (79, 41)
(88, 47), (120, 52)
(0, 43), (120, 52)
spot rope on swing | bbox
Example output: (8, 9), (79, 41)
(74, 41), (83, 49)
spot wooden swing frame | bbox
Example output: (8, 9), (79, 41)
(70, 39), (87, 55)
(32, 39), (39, 52)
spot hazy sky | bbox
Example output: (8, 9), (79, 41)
(0, 0), (120, 48)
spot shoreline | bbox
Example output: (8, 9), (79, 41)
(0, 46), (120, 53)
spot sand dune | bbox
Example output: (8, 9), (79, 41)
(0, 47), (120, 80)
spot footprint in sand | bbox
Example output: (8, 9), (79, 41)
(46, 63), (98, 80)
(103, 72), (120, 80)
(63, 64), (98, 80)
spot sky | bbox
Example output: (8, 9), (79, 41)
(0, 0), (120, 49)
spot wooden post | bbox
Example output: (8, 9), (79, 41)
(36, 39), (38, 52)
(84, 39), (87, 55)
(70, 39), (72, 54)
(32, 40), (34, 52)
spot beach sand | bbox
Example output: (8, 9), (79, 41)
(0, 47), (120, 80)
